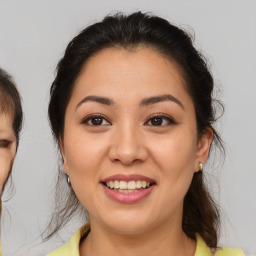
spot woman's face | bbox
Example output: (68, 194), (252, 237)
(61, 47), (212, 234)
(0, 113), (16, 192)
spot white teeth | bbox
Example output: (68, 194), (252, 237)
(117, 189), (140, 193)
(105, 180), (152, 190)
(128, 181), (136, 189)
(136, 180), (142, 188)
(120, 181), (128, 189)
(114, 180), (119, 189)
(109, 181), (114, 189)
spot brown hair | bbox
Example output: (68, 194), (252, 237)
(0, 67), (23, 213)
(47, 12), (223, 247)
(0, 68), (23, 145)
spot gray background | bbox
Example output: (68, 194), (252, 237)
(0, 0), (255, 255)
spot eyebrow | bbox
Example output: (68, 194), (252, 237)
(76, 96), (114, 109)
(75, 94), (184, 110)
(140, 94), (184, 109)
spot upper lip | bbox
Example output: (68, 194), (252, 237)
(101, 174), (156, 183)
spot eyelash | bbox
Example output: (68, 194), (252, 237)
(81, 114), (111, 126)
(0, 140), (11, 148)
(81, 114), (176, 127)
(144, 114), (177, 127)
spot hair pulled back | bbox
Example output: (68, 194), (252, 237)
(48, 12), (222, 247)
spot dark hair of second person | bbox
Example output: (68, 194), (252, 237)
(0, 67), (23, 214)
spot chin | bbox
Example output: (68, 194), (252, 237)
(99, 212), (155, 235)
(109, 222), (150, 235)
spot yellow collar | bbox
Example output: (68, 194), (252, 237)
(48, 224), (244, 256)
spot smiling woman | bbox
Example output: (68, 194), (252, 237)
(0, 68), (23, 255)
(46, 12), (245, 256)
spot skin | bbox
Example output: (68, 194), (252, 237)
(60, 47), (213, 256)
(0, 113), (16, 193)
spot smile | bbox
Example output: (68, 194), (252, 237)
(105, 180), (151, 192)
(101, 174), (156, 203)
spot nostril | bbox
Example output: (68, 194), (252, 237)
(108, 136), (148, 165)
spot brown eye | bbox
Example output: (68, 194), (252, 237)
(145, 115), (176, 126)
(151, 117), (163, 126)
(0, 140), (11, 148)
(91, 117), (104, 126)
(82, 115), (111, 126)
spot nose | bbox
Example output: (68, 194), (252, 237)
(108, 125), (148, 166)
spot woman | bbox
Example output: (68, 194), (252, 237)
(47, 12), (245, 255)
(0, 68), (23, 255)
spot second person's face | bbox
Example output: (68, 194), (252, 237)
(0, 113), (16, 192)
(61, 47), (211, 235)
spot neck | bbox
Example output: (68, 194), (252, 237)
(80, 218), (196, 256)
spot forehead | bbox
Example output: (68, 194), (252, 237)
(0, 90), (15, 119)
(0, 113), (13, 135)
(72, 47), (191, 102)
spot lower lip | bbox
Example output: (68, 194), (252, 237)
(102, 184), (155, 204)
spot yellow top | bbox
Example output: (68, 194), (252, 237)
(47, 223), (245, 256)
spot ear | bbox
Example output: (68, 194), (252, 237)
(59, 138), (69, 175)
(194, 128), (213, 172)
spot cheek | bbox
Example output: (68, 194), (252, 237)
(64, 132), (109, 197)
(151, 130), (197, 167)
(149, 130), (197, 190)
(0, 151), (15, 189)
(65, 132), (107, 172)
(64, 135), (111, 214)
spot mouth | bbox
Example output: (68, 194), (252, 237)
(103, 180), (154, 193)
(101, 174), (156, 203)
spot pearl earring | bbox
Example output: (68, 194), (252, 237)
(66, 174), (71, 185)
(199, 162), (203, 171)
